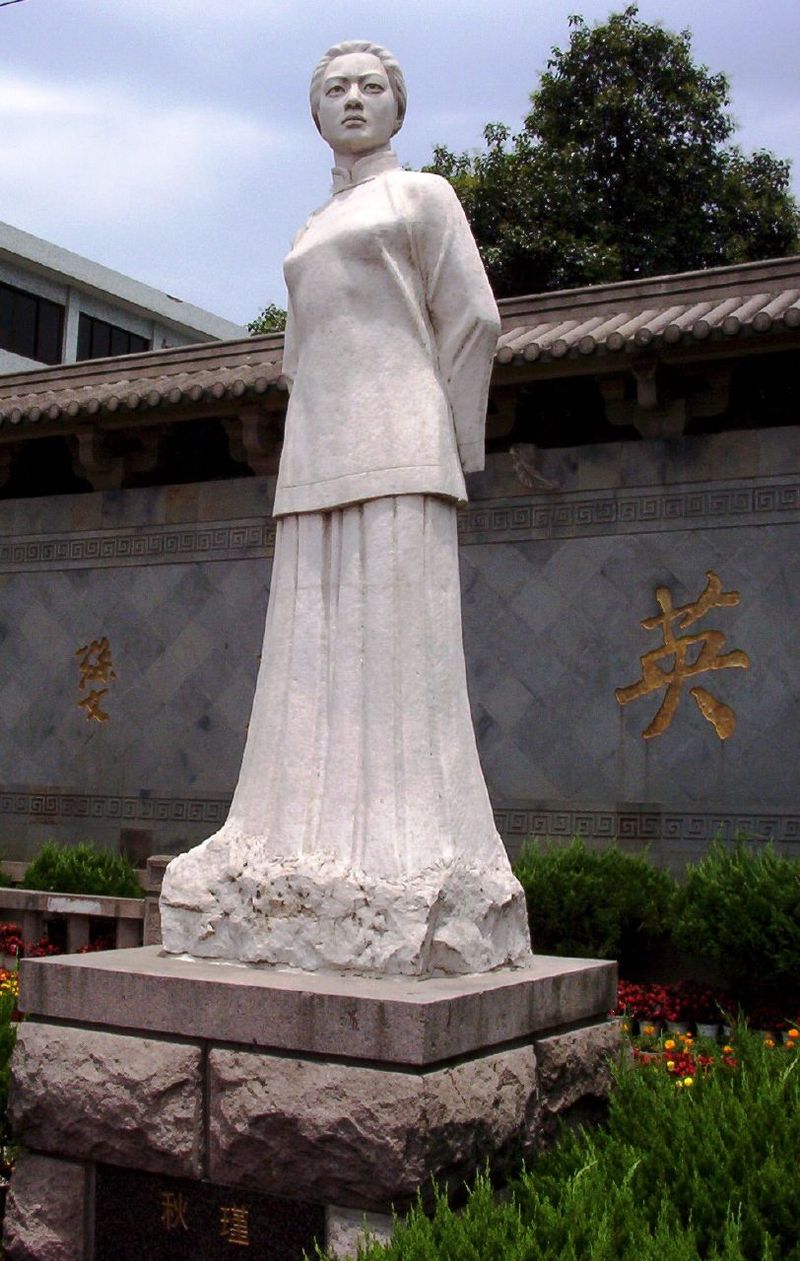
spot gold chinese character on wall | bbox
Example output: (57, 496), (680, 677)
(160, 1189), (189, 1232)
(220, 1204), (250, 1247)
(615, 571), (749, 740)
(76, 636), (116, 723)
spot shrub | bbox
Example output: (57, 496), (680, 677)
(512, 837), (674, 971)
(672, 841), (800, 1006)
(23, 841), (144, 899)
(336, 1028), (800, 1260)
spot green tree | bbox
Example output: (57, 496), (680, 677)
(248, 303), (287, 334)
(427, 6), (800, 297)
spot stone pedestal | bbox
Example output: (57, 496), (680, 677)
(4, 947), (618, 1260)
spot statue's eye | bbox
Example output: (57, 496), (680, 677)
(364, 82), (385, 93)
(326, 84), (345, 96)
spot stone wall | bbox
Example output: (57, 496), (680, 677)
(465, 426), (800, 869)
(0, 479), (273, 859)
(0, 424), (797, 869)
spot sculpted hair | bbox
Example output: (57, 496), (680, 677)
(309, 40), (407, 135)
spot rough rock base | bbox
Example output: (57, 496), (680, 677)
(3, 1152), (85, 1261)
(160, 842), (533, 975)
(4, 948), (618, 1258)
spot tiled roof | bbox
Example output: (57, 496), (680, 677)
(0, 336), (285, 429)
(1, 255), (799, 430)
(496, 255), (800, 367)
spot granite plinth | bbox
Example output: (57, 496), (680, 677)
(18, 944), (615, 1066)
(3, 1152), (86, 1261)
(6, 947), (619, 1253)
(11, 1023), (203, 1177)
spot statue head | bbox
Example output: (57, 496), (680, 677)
(309, 40), (407, 156)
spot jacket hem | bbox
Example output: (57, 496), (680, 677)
(272, 467), (468, 516)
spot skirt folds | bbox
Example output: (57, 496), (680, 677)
(227, 493), (504, 880)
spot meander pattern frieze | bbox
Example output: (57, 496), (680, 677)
(0, 520), (276, 573)
(0, 791), (231, 825)
(457, 478), (800, 545)
(493, 805), (800, 844)
(2, 790), (799, 847)
(0, 477), (798, 572)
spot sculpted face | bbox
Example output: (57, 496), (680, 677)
(317, 51), (398, 158)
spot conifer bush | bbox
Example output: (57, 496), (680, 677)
(23, 841), (144, 899)
(336, 1029), (800, 1261)
(512, 837), (673, 971)
(672, 841), (800, 1006)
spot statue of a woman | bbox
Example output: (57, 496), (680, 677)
(161, 41), (532, 975)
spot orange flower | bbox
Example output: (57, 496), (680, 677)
(664, 1039), (676, 1051)
(764, 1037), (776, 1049)
(722, 1045), (734, 1054)
(787, 1029), (799, 1041)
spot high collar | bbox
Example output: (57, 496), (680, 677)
(330, 149), (400, 195)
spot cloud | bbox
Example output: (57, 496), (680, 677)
(0, 72), (280, 227)
(100, 0), (290, 16)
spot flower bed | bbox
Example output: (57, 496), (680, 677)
(613, 978), (799, 1036)
(0, 965), (21, 1200)
(0, 920), (120, 962)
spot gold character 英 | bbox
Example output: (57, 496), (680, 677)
(615, 571), (749, 740)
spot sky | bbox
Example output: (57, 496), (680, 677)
(2, 0), (799, 328)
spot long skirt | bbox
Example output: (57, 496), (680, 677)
(225, 493), (507, 880)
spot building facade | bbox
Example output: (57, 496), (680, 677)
(0, 256), (798, 871)
(0, 220), (246, 375)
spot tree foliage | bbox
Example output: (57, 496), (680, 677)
(426, 6), (800, 297)
(248, 302), (287, 334)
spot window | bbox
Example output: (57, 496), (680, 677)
(0, 282), (65, 364)
(77, 314), (150, 361)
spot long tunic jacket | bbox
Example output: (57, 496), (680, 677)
(273, 151), (501, 517)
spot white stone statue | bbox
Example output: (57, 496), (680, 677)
(160, 41), (532, 975)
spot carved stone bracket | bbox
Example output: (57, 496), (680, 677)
(124, 430), (161, 479)
(71, 428), (124, 491)
(689, 366), (731, 420)
(599, 361), (731, 440)
(225, 408), (281, 476)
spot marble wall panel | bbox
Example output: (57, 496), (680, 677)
(0, 426), (797, 865)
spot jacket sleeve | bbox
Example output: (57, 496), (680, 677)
(414, 176), (500, 473)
